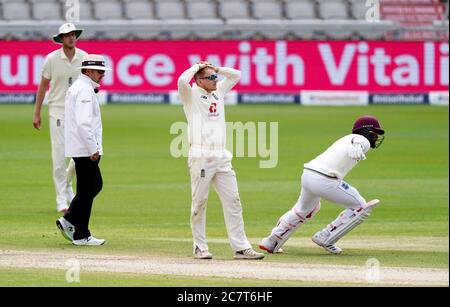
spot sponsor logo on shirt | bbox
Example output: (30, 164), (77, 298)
(209, 102), (217, 113)
(208, 102), (220, 118)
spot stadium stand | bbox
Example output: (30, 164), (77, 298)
(154, 0), (192, 39)
(380, 0), (449, 40)
(0, 0), (447, 40)
(1, 0), (32, 21)
(283, 0), (317, 39)
(74, 0), (95, 21)
(318, 0), (349, 19)
(186, 0), (223, 39)
(30, 0), (63, 21)
(124, 0), (155, 20)
(249, 0), (287, 39)
(92, 0), (124, 20)
(217, 0), (256, 39)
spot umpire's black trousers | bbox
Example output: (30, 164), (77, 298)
(64, 156), (103, 240)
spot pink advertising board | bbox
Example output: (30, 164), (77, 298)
(0, 40), (448, 93)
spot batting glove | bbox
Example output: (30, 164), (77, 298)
(349, 143), (366, 161)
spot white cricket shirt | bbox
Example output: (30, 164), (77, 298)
(304, 134), (371, 179)
(42, 47), (87, 119)
(65, 74), (103, 158)
(178, 64), (241, 156)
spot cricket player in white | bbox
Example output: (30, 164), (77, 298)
(178, 62), (264, 260)
(259, 116), (385, 255)
(33, 23), (87, 213)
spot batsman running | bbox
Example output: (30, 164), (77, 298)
(178, 61), (264, 260)
(259, 115), (385, 255)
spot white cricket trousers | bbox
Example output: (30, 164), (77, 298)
(296, 169), (367, 215)
(271, 169), (367, 240)
(188, 153), (252, 253)
(49, 115), (75, 209)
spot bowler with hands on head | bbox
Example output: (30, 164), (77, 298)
(178, 61), (264, 260)
(56, 54), (111, 246)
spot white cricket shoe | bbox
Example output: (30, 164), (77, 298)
(312, 231), (342, 255)
(56, 217), (75, 241)
(234, 248), (265, 260)
(194, 246), (213, 259)
(259, 237), (284, 254)
(72, 236), (105, 246)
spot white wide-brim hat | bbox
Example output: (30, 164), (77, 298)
(53, 23), (83, 44)
(79, 54), (112, 71)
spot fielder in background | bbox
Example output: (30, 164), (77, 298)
(33, 23), (88, 213)
(259, 116), (385, 255)
(178, 61), (264, 260)
(56, 54), (110, 246)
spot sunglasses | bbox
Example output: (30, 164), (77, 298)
(200, 74), (218, 81)
(95, 70), (105, 75)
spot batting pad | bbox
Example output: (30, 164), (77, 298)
(271, 202), (321, 252)
(323, 199), (380, 245)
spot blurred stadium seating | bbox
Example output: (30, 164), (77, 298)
(0, 0), (448, 40)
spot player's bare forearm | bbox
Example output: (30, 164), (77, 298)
(35, 86), (46, 112)
(33, 84), (47, 130)
(33, 77), (50, 130)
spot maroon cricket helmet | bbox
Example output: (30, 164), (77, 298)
(352, 115), (385, 135)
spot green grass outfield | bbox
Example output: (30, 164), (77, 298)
(0, 104), (448, 286)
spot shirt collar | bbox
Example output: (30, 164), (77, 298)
(60, 47), (82, 62)
(193, 83), (211, 95)
(79, 74), (100, 90)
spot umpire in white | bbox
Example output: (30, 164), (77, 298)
(56, 54), (110, 246)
